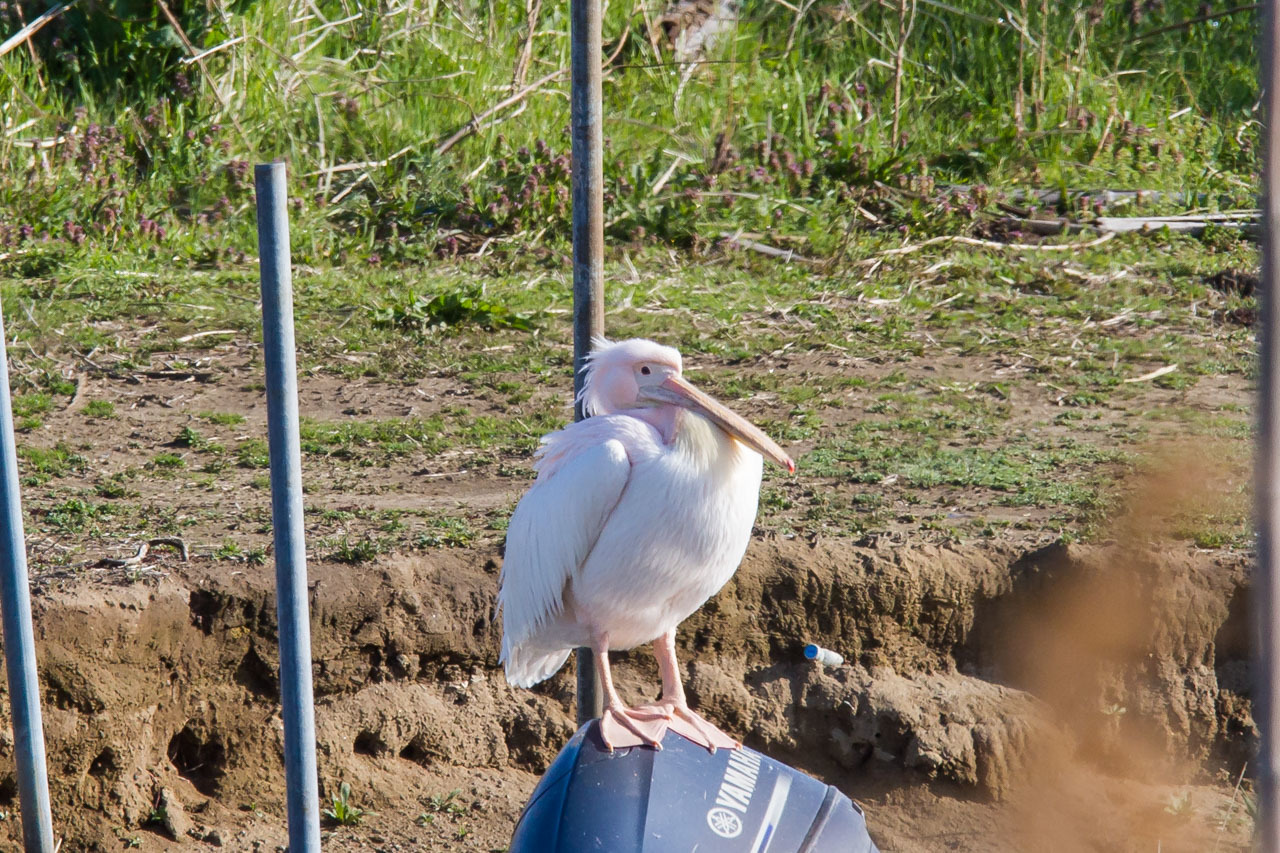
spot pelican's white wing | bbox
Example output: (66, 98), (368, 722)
(498, 415), (662, 686)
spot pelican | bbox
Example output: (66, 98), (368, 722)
(497, 338), (794, 751)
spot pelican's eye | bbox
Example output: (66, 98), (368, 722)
(640, 366), (651, 376)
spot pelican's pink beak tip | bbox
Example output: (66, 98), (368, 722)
(785, 458), (796, 475)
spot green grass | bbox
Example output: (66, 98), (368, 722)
(17, 444), (88, 486)
(322, 782), (367, 827)
(235, 440), (271, 469)
(84, 400), (116, 419)
(415, 515), (476, 549)
(43, 498), (112, 535)
(173, 426), (210, 449)
(199, 412), (246, 426)
(13, 393), (53, 419)
(0, 0), (1258, 266)
(325, 535), (390, 565)
(0, 0), (1259, 559)
(298, 411), (565, 462)
(3, 225), (1260, 547)
(152, 452), (186, 469)
(0, 221), (1257, 551)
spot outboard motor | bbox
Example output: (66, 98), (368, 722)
(511, 723), (879, 852)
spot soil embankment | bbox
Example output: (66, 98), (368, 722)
(0, 538), (1254, 851)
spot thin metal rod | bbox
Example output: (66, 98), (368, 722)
(1260, 0), (1280, 848)
(255, 162), (322, 853)
(571, 0), (605, 726)
(0, 305), (54, 853)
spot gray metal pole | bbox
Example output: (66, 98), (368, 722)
(1261, 0), (1280, 847)
(254, 162), (322, 853)
(571, 0), (606, 726)
(1261, 0), (1280, 846)
(0, 305), (54, 853)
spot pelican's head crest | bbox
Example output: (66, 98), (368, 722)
(577, 337), (683, 416)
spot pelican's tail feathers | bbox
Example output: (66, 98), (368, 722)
(501, 643), (572, 689)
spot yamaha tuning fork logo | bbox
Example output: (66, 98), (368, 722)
(706, 806), (744, 838)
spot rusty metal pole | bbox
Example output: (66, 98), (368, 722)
(571, 0), (606, 726)
(1258, 0), (1280, 848)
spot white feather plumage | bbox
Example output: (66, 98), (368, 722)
(497, 363), (763, 687)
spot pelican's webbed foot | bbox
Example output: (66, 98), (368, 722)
(632, 700), (739, 753)
(598, 704), (670, 751)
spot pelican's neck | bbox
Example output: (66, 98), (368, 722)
(626, 405), (753, 473)
(672, 408), (751, 474)
(628, 403), (679, 443)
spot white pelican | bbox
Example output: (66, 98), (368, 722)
(497, 338), (794, 751)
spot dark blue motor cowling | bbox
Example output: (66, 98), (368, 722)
(511, 723), (879, 852)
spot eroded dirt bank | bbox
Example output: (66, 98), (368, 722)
(0, 538), (1255, 851)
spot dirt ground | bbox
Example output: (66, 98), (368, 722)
(0, 335), (1258, 851)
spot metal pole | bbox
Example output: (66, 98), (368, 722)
(571, 0), (605, 726)
(255, 162), (322, 853)
(1260, 0), (1280, 847)
(0, 305), (54, 853)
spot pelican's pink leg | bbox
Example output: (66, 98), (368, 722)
(592, 632), (669, 751)
(648, 631), (740, 753)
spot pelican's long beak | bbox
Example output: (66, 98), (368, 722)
(641, 375), (796, 473)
